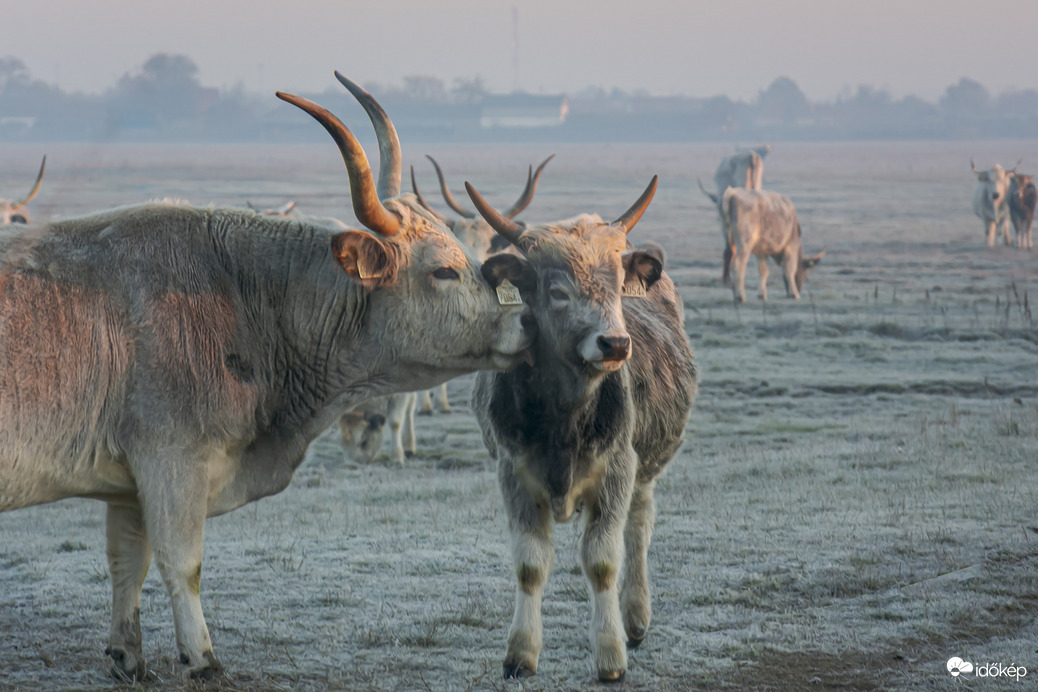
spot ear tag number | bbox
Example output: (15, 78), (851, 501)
(496, 279), (524, 306)
(622, 280), (647, 298)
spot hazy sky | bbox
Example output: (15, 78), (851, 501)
(7, 1), (1038, 101)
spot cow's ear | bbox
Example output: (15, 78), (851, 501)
(331, 230), (400, 288)
(622, 247), (664, 294)
(802, 248), (826, 269)
(482, 252), (537, 299)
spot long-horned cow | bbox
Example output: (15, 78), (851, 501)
(722, 187), (825, 302)
(0, 73), (535, 681)
(971, 158), (1018, 246)
(464, 178), (698, 682)
(1, 156), (46, 225)
(409, 154), (553, 414)
(1008, 172), (1036, 250)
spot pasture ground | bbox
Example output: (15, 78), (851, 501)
(1, 141), (1036, 690)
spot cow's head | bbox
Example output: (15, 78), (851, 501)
(410, 154), (553, 261)
(465, 177), (660, 385)
(1, 157), (46, 225)
(971, 158), (1016, 206)
(794, 247), (826, 293)
(277, 74), (536, 387)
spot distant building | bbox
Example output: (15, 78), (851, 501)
(480, 93), (569, 128)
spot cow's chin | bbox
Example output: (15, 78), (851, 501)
(588, 358), (625, 373)
(489, 348), (535, 372)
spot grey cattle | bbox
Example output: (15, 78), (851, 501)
(465, 178), (698, 681)
(410, 154), (553, 414)
(338, 392), (417, 465)
(1, 156), (46, 225)
(722, 187), (825, 302)
(971, 159), (1018, 246)
(1008, 173), (1036, 250)
(0, 73), (534, 681)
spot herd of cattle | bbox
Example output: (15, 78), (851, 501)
(0, 72), (1034, 685)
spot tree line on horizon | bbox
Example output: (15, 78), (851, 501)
(1, 53), (1036, 142)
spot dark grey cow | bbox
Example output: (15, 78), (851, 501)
(1, 156), (46, 225)
(465, 178), (698, 682)
(1009, 173), (1036, 250)
(0, 74), (534, 681)
(722, 187), (825, 302)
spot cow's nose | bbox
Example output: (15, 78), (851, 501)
(992, 192), (1000, 200)
(597, 335), (631, 360)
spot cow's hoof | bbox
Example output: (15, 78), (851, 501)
(182, 651), (223, 680)
(627, 633), (646, 649)
(502, 658), (537, 679)
(105, 646), (149, 682)
(437, 406), (452, 414)
(598, 668), (626, 683)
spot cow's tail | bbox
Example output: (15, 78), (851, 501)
(721, 191), (736, 285)
(697, 178), (718, 205)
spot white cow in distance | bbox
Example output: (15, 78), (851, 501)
(721, 187), (825, 302)
(971, 158), (1018, 246)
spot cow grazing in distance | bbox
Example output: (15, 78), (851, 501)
(0, 73), (535, 681)
(464, 178), (698, 682)
(1008, 173), (1036, 250)
(245, 199), (297, 217)
(971, 159), (1018, 246)
(409, 154), (553, 415)
(1, 156), (46, 225)
(722, 187), (825, 302)
(338, 392), (417, 465)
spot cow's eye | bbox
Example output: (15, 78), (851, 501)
(549, 287), (569, 302)
(432, 267), (460, 280)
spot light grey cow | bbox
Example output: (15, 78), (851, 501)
(0, 73), (535, 681)
(1, 156), (46, 225)
(465, 178), (698, 682)
(971, 158), (1018, 246)
(722, 187), (825, 302)
(698, 149), (766, 284)
(1008, 173), (1035, 250)
(410, 154), (553, 414)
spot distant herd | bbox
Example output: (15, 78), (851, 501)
(0, 72), (1033, 685)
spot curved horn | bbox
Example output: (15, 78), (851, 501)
(426, 155), (475, 218)
(464, 181), (525, 246)
(1008, 159), (1022, 174)
(970, 158), (980, 175)
(613, 175), (658, 234)
(13, 156), (46, 209)
(276, 91), (400, 236)
(503, 153), (555, 219)
(334, 72), (401, 200)
(410, 165), (454, 229)
(697, 177), (719, 205)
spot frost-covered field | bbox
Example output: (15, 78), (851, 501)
(1, 140), (1037, 690)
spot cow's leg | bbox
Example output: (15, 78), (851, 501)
(387, 395), (407, 465)
(781, 253), (800, 299)
(731, 248), (752, 303)
(105, 502), (153, 681)
(435, 382), (451, 413)
(757, 256), (770, 301)
(137, 451), (221, 679)
(501, 478), (553, 679)
(581, 456), (635, 682)
(986, 220), (996, 246)
(620, 480), (655, 648)
(1002, 219), (1012, 246)
(417, 389), (434, 415)
(403, 393), (416, 457)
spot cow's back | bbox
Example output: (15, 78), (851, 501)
(725, 188), (799, 257)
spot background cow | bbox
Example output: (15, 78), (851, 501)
(971, 158), (1018, 246)
(410, 154), (552, 414)
(698, 149), (766, 284)
(722, 187), (825, 302)
(338, 392), (416, 465)
(1, 156), (46, 225)
(0, 74), (534, 681)
(464, 178), (697, 682)
(1008, 172), (1036, 250)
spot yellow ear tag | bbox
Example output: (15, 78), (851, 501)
(496, 279), (524, 306)
(622, 280), (647, 298)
